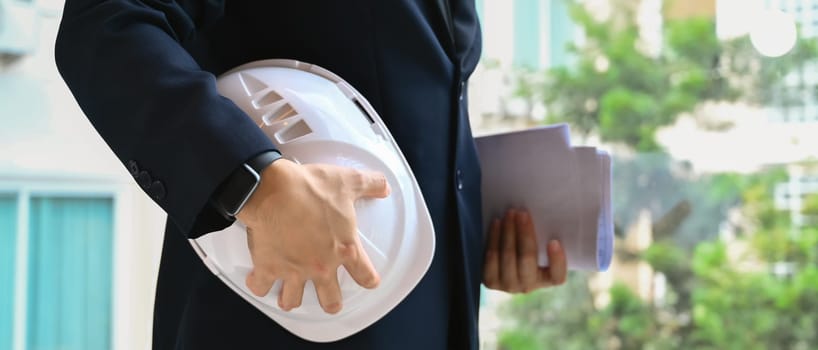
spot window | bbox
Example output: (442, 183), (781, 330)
(513, 0), (541, 68)
(0, 192), (114, 350)
(0, 195), (17, 350)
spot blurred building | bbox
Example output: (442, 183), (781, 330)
(774, 162), (818, 228)
(762, 0), (818, 227)
(469, 0), (579, 134)
(664, 0), (716, 20)
(0, 1), (165, 350)
(709, 0), (818, 221)
(477, 0), (576, 70)
(717, 0), (818, 123)
(766, 0), (818, 36)
(764, 0), (818, 124)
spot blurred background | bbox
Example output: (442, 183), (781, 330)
(1, 0), (817, 349)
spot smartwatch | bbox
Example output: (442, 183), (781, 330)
(211, 150), (283, 218)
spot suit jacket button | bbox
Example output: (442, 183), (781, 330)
(136, 171), (152, 189)
(149, 181), (166, 201)
(127, 160), (139, 177)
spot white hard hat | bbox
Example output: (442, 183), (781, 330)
(189, 60), (436, 342)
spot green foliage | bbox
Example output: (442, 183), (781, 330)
(519, 1), (818, 151)
(605, 284), (655, 347)
(499, 1), (818, 349)
(497, 330), (540, 350)
(497, 275), (602, 350)
(499, 162), (818, 349)
(598, 88), (662, 150)
(643, 242), (687, 275)
(803, 194), (818, 216)
(689, 239), (818, 350)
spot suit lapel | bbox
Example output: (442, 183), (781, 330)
(433, 0), (456, 57)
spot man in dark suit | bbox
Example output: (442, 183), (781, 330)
(55, 1), (567, 349)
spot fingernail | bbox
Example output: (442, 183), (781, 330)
(517, 210), (529, 224)
(549, 240), (561, 253)
(367, 274), (381, 289)
(516, 211), (527, 225)
(326, 302), (342, 314)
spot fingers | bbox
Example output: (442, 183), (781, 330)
(484, 208), (570, 294)
(341, 240), (381, 289)
(482, 218), (502, 289)
(499, 209), (520, 292)
(313, 273), (343, 314)
(539, 240), (567, 287)
(515, 211), (540, 292)
(278, 278), (306, 311)
(246, 269), (275, 297)
(353, 170), (391, 199)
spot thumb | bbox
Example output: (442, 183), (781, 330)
(355, 170), (391, 199)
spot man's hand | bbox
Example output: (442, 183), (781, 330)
(483, 208), (567, 293)
(236, 159), (390, 314)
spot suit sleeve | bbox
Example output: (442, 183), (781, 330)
(55, 0), (276, 238)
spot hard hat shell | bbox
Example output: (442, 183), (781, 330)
(189, 60), (436, 342)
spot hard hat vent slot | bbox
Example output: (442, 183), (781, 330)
(275, 119), (312, 144)
(238, 73), (268, 96)
(252, 90), (284, 109)
(262, 103), (297, 125)
(353, 99), (375, 125)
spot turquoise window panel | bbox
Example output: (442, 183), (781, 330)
(26, 197), (113, 350)
(548, 0), (574, 67)
(513, 0), (541, 68)
(0, 195), (17, 350)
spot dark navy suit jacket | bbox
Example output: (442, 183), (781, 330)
(56, 1), (483, 349)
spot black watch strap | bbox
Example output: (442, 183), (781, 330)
(211, 150), (283, 218)
(246, 149), (283, 175)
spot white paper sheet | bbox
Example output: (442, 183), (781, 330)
(475, 124), (613, 271)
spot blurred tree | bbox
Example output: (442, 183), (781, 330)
(500, 165), (818, 349)
(498, 274), (608, 350)
(686, 167), (818, 350)
(691, 234), (818, 349)
(498, 1), (818, 349)
(516, 0), (818, 152)
(802, 194), (818, 217)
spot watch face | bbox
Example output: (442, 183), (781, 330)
(218, 164), (260, 216)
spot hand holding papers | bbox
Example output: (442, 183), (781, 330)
(475, 124), (613, 271)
